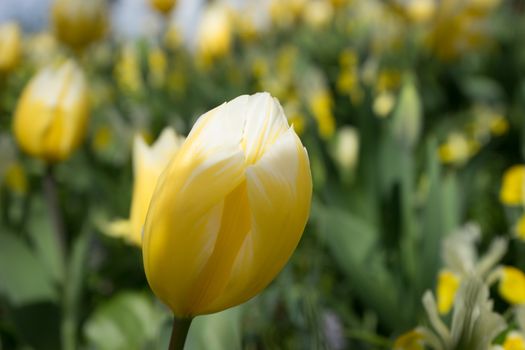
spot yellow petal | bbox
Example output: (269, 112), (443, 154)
(499, 266), (525, 304)
(393, 329), (425, 350)
(500, 165), (525, 206)
(436, 269), (461, 315)
(205, 128), (312, 313)
(503, 331), (525, 350)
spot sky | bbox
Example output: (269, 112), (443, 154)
(0, 0), (270, 44)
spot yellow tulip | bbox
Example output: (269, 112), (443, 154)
(128, 128), (184, 245)
(0, 22), (21, 73)
(500, 165), (525, 206)
(52, 0), (106, 51)
(13, 60), (90, 162)
(149, 0), (177, 15)
(499, 266), (525, 305)
(436, 269), (460, 315)
(143, 92), (312, 317)
(196, 4), (232, 63)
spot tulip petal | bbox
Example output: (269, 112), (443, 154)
(204, 128), (312, 313)
(241, 92), (289, 164)
(143, 145), (246, 316)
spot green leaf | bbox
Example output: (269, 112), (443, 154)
(83, 292), (167, 350)
(26, 198), (65, 284)
(313, 202), (407, 330)
(0, 233), (58, 306)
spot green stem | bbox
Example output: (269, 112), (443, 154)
(42, 165), (67, 262)
(42, 165), (75, 350)
(168, 316), (192, 350)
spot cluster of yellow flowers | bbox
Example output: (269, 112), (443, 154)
(438, 106), (509, 166)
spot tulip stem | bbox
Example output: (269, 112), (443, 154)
(168, 316), (192, 350)
(43, 165), (67, 264)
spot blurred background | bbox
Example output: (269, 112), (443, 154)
(1, 0), (525, 349)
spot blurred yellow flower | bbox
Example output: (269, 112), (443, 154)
(115, 44), (143, 95)
(13, 60), (90, 162)
(303, 0), (334, 29)
(425, 0), (501, 60)
(148, 0), (177, 15)
(310, 90), (335, 139)
(283, 98), (306, 136)
(332, 126), (360, 174)
(502, 331), (525, 350)
(0, 22), (21, 73)
(500, 165), (525, 206)
(4, 162), (28, 195)
(25, 32), (59, 68)
(91, 125), (112, 153)
(499, 266), (525, 305)
(269, 0), (306, 26)
(197, 4), (232, 64)
(436, 269), (460, 315)
(142, 92), (312, 317)
(373, 91), (396, 118)
(401, 0), (436, 23)
(490, 115), (509, 136)
(438, 132), (480, 165)
(393, 329), (425, 350)
(516, 215), (525, 241)
(52, 0), (106, 51)
(164, 23), (183, 51)
(148, 46), (167, 89)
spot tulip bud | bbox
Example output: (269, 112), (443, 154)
(331, 126), (359, 174)
(0, 22), (21, 73)
(13, 60), (90, 162)
(143, 92), (312, 317)
(52, 0), (107, 51)
(149, 0), (177, 15)
(196, 4), (232, 63)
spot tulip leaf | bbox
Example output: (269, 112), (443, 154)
(83, 292), (168, 350)
(0, 232), (58, 306)
(314, 202), (408, 330)
(26, 198), (65, 284)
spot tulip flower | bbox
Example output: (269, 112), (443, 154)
(149, 0), (177, 15)
(104, 128), (184, 246)
(197, 4), (232, 63)
(13, 60), (90, 162)
(51, 0), (106, 51)
(143, 92), (312, 320)
(0, 22), (21, 73)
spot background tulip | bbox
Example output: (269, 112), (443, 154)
(149, 0), (177, 15)
(13, 60), (90, 162)
(196, 4), (232, 63)
(0, 22), (22, 73)
(128, 128), (184, 245)
(143, 92), (312, 317)
(52, 0), (107, 51)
